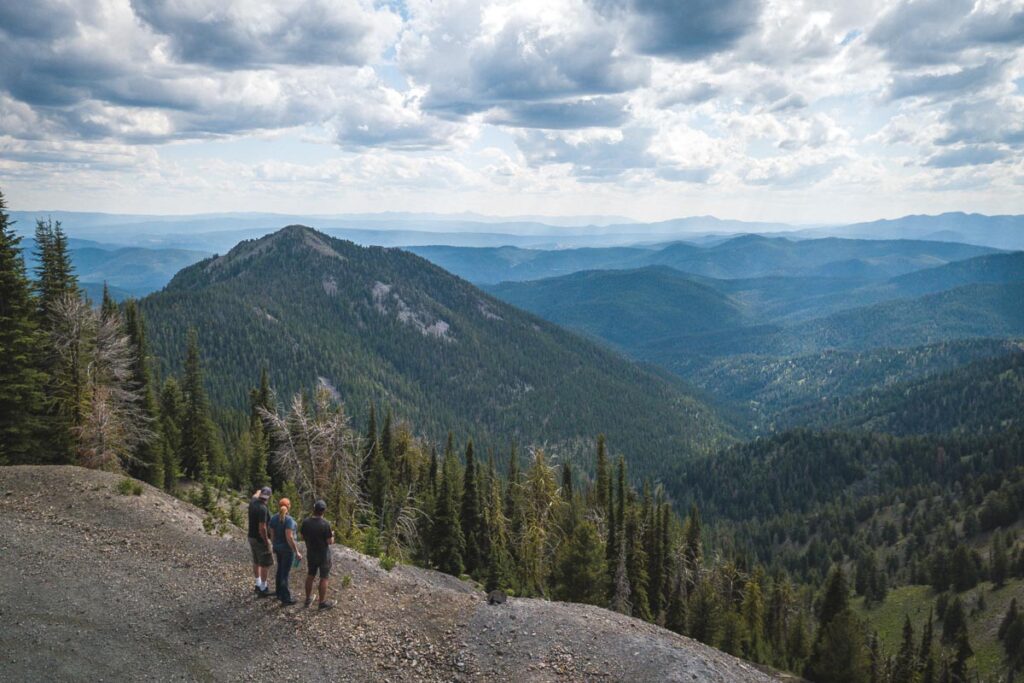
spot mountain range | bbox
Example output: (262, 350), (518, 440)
(139, 225), (732, 480)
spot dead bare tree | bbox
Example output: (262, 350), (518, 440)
(260, 386), (363, 520)
(50, 293), (151, 470)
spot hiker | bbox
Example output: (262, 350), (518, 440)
(301, 499), (336, 609)
(268, 497), (302, 605)
(248, 486), (273, 596)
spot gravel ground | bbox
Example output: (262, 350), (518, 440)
(0, 466), (784, 682)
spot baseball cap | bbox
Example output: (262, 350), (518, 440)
(259, 486), (272, 500)
(313, 499), (327, 513)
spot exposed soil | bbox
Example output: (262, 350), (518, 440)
(0, 466), (782, 682)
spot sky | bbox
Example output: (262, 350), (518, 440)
(1, 0), (1023, 224)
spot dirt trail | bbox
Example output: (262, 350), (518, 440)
(0, 466), (781, 682)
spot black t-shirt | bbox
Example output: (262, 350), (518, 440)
(301, 516), (333, 555)
(248, 499), (270, 539)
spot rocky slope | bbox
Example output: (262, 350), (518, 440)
(0, 466), (780, 682)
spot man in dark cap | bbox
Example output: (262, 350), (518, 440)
(248, 486), (273, 596)
(301, 499), (335, 609)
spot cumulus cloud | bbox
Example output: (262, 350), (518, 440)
(0, 0), (1021, 218)
(131, 0), (401, 68)
(398, 0), (648, 123)
(869, 0), (1024, 68)
(593, 0), (762, 61)
(887, 60), (1007, 100)
(924, 145), (1010, 168)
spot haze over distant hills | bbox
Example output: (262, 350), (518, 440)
(11, 209), (1024, 252)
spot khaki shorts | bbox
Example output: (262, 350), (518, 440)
(249, 537), (273, 567)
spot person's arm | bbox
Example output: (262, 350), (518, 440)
(286, 522), (301, 559)
(260, 511), (271, 547)
(326, 524), (335, 546)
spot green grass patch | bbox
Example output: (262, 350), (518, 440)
(856, 579), (1024, 680)
(116, 477), (143, 496)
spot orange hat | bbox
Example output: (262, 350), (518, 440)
(278, 498), (290, 510)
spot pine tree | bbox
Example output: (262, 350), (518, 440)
(553, 505), (606, 605)
(158, 377), (183, 489)
(683, 504), (703, 589)
(942, 596), (966, 645)
(179, 328), (215, 479)
(484, 469), (513, 592)
(920, 609), (936, 683)
(122, 299), (163, 486)
(626, 503), (652, 621)
(432, 434), (464, 576)
(892, 615), (917, 683)
(461, 439), (482, 575)
(805, 610), (871, 683)
(0, 190), (44, 464)
(688, 579), (719, 645)
(992, 531), (1009, 588)
(594, 434), (609, 508)
(611, 539), (631, 615)
(949, 628), (972, 682)
(33, 217), (79, 462)
(33, 217), (76, 322)
(818, 565), (850, 631)
(666, 566), (687, 634)
(560, 461), (573, 502)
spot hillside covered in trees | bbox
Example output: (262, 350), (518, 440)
(138, 225), (732, 482)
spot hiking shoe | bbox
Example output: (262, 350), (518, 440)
(318, 600), (335, 610)
(304, 598), (313, 608)
(281, 598), (298, 605)
(257, 587), (271, 598)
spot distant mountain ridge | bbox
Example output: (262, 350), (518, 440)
(415, 235), (997, 284)
(140, 225), (732, 478)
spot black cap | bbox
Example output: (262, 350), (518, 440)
(313, 499), (327, 513)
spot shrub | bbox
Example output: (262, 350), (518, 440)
(117, 477), (143, 496)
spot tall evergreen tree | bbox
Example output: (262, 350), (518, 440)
(122, 299), (163, 486)
(33, 217), (79, 462)
(892, 615), (917, 683)
(461, 439), (483, 575)
(432, 433), (464, 575)
(33, 217), (76, 322)
(179, 328), (216, 479)
(0, 189), (44, 463)
(594, 434), (609, 508)
(553, 504), (606, 606)
(158, 377), (183, 489)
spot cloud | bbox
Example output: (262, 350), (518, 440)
(887, 60), (1006, 101)
(486, 97), (629, 129)
(594, 0), (762, 61)
(131, 0), (401, 68)
(924, 144), (1010, 168)
(870, 0), (1024, 68)
(515, 127), (658, 179)
(398, 0), (648, 124)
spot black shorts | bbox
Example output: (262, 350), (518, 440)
(249, 537), (273, 567)
(307, 551), (331, 579)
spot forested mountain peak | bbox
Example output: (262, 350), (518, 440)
(142, 225), (732, 477)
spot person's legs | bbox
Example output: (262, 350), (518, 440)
(278, 549), (294, 602)
(273, 549), (289, 599)
(305, 574), (315, 606)
(318, 578), (329, 603)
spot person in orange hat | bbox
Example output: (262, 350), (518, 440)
(267, 497), (302, 605)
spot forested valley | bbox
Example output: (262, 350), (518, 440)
(3, 196), (1024, 682)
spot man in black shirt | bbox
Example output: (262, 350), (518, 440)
(301, 499), (335, 609)
(248, 486), (273, 596)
